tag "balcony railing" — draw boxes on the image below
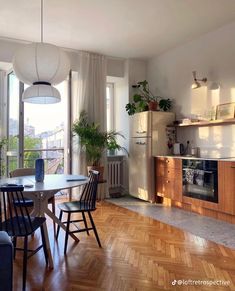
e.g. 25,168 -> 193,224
7,148 -> 65,174
24,148 -> 64,174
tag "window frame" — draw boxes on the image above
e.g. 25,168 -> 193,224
6,71 -> 72,175
106,82 -> 115,131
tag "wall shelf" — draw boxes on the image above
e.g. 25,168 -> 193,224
168,118 -> 235,128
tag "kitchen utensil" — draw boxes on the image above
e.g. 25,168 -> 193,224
173,143 -> 184,155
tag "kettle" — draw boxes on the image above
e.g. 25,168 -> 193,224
173,143 -> 184,155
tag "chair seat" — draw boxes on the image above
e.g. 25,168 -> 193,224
13,196 -> 54,208
58,201 -> 96,213
13,198 -> 34,207
2,216 -> 46,237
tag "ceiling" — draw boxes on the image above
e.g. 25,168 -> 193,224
0,0 -> 235,59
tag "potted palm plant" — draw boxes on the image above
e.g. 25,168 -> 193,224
72,111 -> 126,180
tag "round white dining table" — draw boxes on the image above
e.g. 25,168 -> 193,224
0,174 -> 88,268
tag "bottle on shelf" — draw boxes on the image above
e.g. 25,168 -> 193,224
184,140 -> 191,156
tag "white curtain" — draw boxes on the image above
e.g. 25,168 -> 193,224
71,51 -> 107,180
0,70 -> 6,138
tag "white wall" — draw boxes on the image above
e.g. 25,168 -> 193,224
107,59 -> 147,150
147,21 -> 235,158
107,59 -> 147,192
0,38 -> 125,77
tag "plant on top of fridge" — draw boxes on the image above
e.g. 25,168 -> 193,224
125,80 -> 172,115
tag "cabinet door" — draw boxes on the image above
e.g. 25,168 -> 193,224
172,169 -> 182,202
130,111 -> 151,138
219,161 -> 235,214
155,176 -> 174,199
155,157 -> 182,201
156,176 -> 165,197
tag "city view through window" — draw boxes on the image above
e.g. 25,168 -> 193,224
7,73 -> 68,175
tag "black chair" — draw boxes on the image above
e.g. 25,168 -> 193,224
0,186 -> 48,291
10,168 -> 56,235
56,170 -> 101,254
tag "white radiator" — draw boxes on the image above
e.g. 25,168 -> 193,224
107,161 -> 121,188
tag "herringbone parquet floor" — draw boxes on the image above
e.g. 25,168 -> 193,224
13,201 -> 235,290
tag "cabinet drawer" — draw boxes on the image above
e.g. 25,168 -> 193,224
230,162 -> 235,169
156,165 -> 180,178
156,157 -> 182,169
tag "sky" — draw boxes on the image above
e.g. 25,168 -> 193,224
10,76 -> 67,134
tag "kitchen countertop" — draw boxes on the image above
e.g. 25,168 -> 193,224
155,155 -> 235,161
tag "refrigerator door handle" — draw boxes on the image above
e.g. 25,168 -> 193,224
135,141 -> 147,145
136,130 -> 147,134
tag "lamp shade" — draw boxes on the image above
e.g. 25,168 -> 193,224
22,84 -> 61,104
13,42 -> 70,85
191,81 -> 201,89
209,82 -> 220,90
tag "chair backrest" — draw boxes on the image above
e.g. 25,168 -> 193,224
0,186 -> 34,236
9,168 -> 35,178
80,170 -> 100,210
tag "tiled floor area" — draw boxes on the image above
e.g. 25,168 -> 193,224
107,195 -> 235,249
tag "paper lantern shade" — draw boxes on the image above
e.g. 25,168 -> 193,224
22,84 -> 61,104
13,42 -> 70,85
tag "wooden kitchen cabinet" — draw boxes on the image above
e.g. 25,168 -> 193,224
218,161 -> 235,214
155,157 -> 182,202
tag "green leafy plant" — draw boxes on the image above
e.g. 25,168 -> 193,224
72,111 -> 127,166
107,134 -> 129,156
0,137 -> 7,148
158,98 -> 172,111
125,80 -> 159,115
0,137 -> 8,177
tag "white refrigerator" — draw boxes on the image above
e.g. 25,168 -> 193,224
129,111 -> 175,202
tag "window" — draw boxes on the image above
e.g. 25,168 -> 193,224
6,72 -> 70,175
7,72 -> 20,171
106,83 -> 114,131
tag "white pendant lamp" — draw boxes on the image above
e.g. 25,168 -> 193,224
22,84 -> 61,104
12,0 -> 70,104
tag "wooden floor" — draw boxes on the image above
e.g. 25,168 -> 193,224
13,200 -> 235,291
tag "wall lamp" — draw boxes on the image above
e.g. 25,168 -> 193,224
191,71 -> 207,89
191,71 -> 220,90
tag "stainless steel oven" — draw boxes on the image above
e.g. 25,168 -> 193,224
182,159 -> 218,203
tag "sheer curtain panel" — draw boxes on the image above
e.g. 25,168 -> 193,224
0,70 -> 7,138
71,52 -> 107,182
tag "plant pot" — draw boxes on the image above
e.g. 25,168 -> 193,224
87,165 -> 104,181
108,149 -> 116,156
148,101 -> 158,111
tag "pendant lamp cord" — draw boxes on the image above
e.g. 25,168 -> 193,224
41,0 -> 43,43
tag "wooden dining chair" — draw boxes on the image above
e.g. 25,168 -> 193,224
56,170 -> 101,254
10,168 -> 56,234
0,185 -> 48,291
